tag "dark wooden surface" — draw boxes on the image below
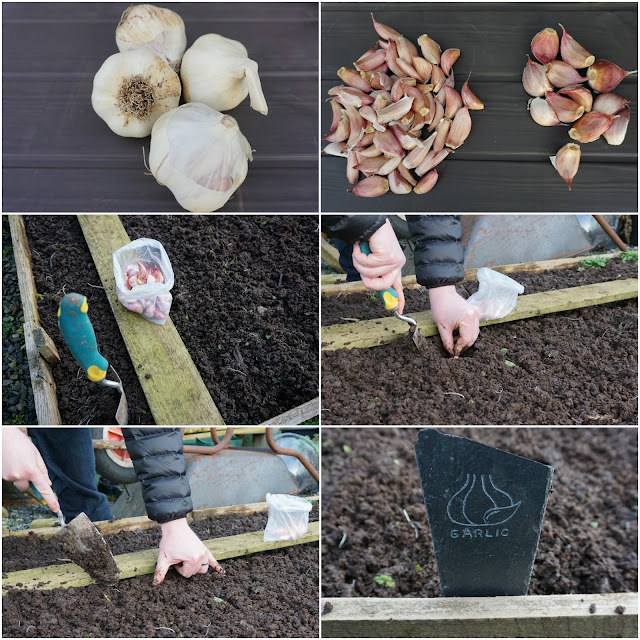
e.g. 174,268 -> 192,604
3,2 -> 318,212
321,2 -> 638,212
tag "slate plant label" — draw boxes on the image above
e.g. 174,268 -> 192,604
415,429 -> 553,597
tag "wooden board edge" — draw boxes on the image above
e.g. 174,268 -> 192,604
259,398 -> 320,425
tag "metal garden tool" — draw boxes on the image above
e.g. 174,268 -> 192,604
359,241 -> 429,354
26,482 -> 120,584
58,293 -> 128,425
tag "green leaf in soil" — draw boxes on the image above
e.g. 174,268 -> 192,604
504,360 -> 517,367
342,444 -> 352,453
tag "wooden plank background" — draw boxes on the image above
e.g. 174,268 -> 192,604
2,2 -> 318,212
321,2 -> 638,212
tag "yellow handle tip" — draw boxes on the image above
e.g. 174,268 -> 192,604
382,291 -> 399,311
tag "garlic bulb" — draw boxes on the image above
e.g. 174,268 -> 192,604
149,103 -> 253,212
116,4 -> 187,72
92,48 -> 181,137
181,34 -> 268,115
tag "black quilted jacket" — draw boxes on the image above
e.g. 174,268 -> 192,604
322,215 -> 463,288
122,428 -> 192,523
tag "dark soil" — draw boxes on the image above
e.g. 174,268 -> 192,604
3,508 -> 319,638
321,427 -> 638,598
321,260 -> 638,425
19,215 -> 318,425
321,256 -> 638,325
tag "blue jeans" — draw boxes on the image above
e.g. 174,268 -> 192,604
334,240 -> 360,282
27,428 -> 113,522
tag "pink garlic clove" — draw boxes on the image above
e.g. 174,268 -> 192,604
529,97 -> 562,126
427,100 -> 445,132
370,14 -> 402,41
322,142 -> 348,157
461,80 -> 484,110
143,303 -> 156,319
397,162 -> 417,186
356,143 -> 383,158
151,268 -> 164,283
550,142 -> 581,190
592,92 -> 629,115
412,57 -> 432,83
558,85 -> 593,112
396,36 -> 419,63
354,155 -> 388,176
347,150 -> 359,184
415,148 -> 451,176
443,86 -> 463,119
328,99 -> 343,132
559,24 -> 595,69
440,49 -> 460,76
523,55 -> 553,97
347,175 -> 390,197
433,117 -> 451,152
545,91 -> 585,123
370,71 -> 393,91
388,169 -> 413,194
417,34 -> 441,65
587,60 -> 633,93
414,169 -> 439,194
323,116 -> 350,142
446,106 -> 472,149
373,128 -> 405,157
531,27 -> 559,65
603,106 -> 630,145
136,262 -> 148,278
385,41 -> 405,77
395,58 -> 422,82
545,60 -> 587,88
354,48 -> 388,72
431,65 -> 446,93
568,111 -> 614,143
338,67 -> 373,93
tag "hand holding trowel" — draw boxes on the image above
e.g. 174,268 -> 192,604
25,482 -> 120,585
358,241 -> 429,354
58,293 -> 128,425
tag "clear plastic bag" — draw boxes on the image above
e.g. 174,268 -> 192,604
112,238 -> 175,325
467,268 -> 525,321
263,493 -> 312,542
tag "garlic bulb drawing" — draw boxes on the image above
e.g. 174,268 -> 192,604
115,4 -> 187,72
92,48 -> 181,137
149,102 -> 253,212
181,34 -> 268,115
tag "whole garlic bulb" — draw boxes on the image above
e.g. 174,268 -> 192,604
149,103 -> 253,212
116,4 -> 187,72
92,48 -> 181,137
181,34 -> 268,115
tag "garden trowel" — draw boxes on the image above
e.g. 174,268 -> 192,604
58,293 -> 128,425
27,483 -> 120,584
358,241 -> 429,355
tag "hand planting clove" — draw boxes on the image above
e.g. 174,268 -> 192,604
524,25 -> 635,190
322,14 -> 483,197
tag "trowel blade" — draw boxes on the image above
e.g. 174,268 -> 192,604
409,325 -> 430,355
56,512 -> 119,584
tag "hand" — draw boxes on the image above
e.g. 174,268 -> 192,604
2,427 -> 60,513
429,286 -> 481,356
352,219 -> 406,313
153,518 -> 225,586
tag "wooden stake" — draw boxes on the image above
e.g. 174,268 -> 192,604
8,215 -> 61,425
321,238 -> 344,273
322,279 -> 638,351
77,215 -> 224,425
321,252 -> 622,296
33,326 -> 61,364
259,398 -> 319,425
321,594 -> 638,638
3,522 -> 319,592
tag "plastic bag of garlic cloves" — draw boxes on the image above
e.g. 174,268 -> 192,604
112,238 -> 174,325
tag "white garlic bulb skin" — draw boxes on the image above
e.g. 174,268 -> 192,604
181,34 -> 268,115
116,4 -> 187,72
92,48 -> 181,138
149,103 -> 253,213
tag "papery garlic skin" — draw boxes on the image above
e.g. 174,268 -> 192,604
116,4 -> 187,72
181,34 -> 268,115
149,103 -> 253,212
92,48 -> 181,137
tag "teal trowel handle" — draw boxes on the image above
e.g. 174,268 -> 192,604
359,241 -> 399,311
58,293 -> 108,382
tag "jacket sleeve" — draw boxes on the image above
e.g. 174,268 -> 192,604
408,215 -> 464,288
321,215 -> 387,242
121,428 -> 193,523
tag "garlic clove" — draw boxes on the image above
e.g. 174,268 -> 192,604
603,106 -> 630,145
372,90 -> 391,111
529,97 -> 562,126
558,85 -> 593,112
370,71 -> 393,91
435,85 -> 447,107
323,115 -> 350,142
433,117 -> 451,152
414,169 -> 439,194
360,105 -> 386,131
402,131 -> 435,168
531,27 -> 559,65
149,103 -> 253,213
415,148 -> 451,176
373,128 -> 405,157
391,124 -> 423,150
357,144 -> 384,158
418,34 -> 441,65
388,169 -> 413,194
550,142 -> 580,190
92,48 -> 181,138
522,55 -> 552,97
354,156 -> 388,175
568,111 -> 614,143
587,59 -> 634,93
427,100 -> 445,132
377,156 -> 403,176
431,65 -> 446,93
328,99 -> 344,132
592,92 -> 629,115
354,47 -> 388,72
444,71 -> 455,89
461,80 -> 484,110
440,49 -> 460,76
403,86 -> 429,116
355,132 -> 376,148
545,60 -> 587,88
345,106 -> 366,150
338,67 -> 373,93
181,34 -> 268,115
443,86 -> 463,119
322,142 -> 348,157
116,4 -> 187,72
347,175 -> 390,197
395,58 -> 423,82
347,151 -> 360,184
376,95 -> 414,123
446,106 -> 472,149
559,24 -> 595,69
328,86 -> 375,108
545,91 -> 585,123
370,14 -> 402,41
412,57 -> 433,83
391,78 -> 406,102
397,162 -> 418,186
385,41 -> 405,77
396,36 -> 419,63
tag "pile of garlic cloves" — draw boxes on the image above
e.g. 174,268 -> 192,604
524,25 -> 634,190
322,14 -> 483,198
117,261 -> 172,322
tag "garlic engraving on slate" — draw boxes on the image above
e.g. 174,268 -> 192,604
181,34 -> 268,115
116,4 -> 187,72
149,103 -> 253,213
92,47 -> 181,137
